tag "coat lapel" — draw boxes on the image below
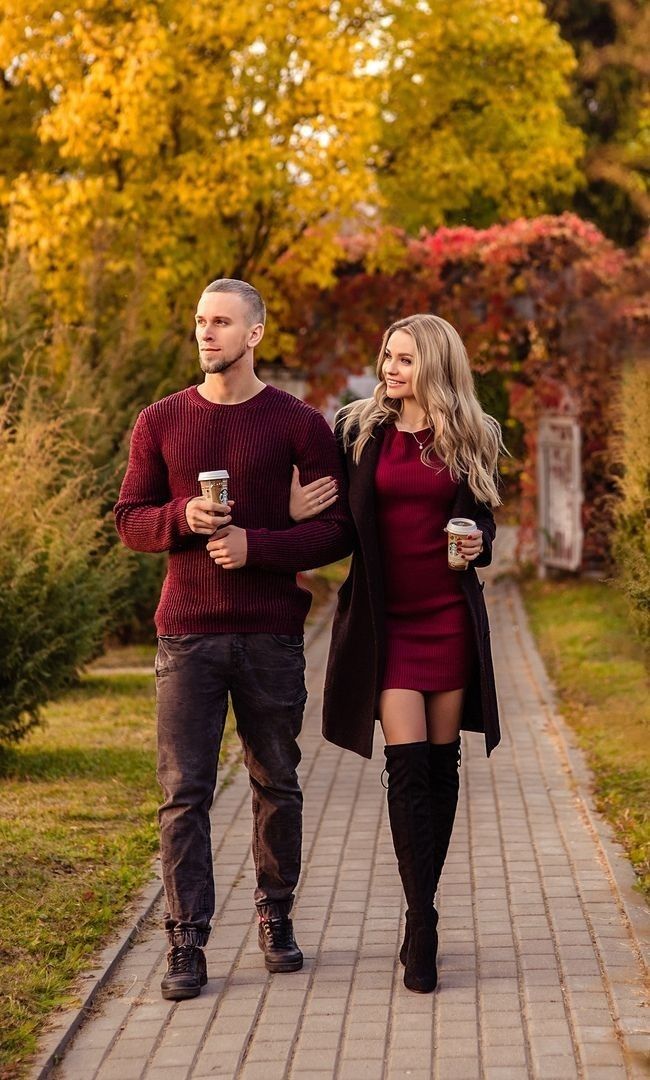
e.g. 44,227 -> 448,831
346,424 -> 386,627
347,425 -> 384,528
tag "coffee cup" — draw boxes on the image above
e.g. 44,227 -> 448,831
198,470 -> 229,506
444,517 -> 477,571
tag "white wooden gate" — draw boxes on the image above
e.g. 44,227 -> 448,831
537,415 -> 583,572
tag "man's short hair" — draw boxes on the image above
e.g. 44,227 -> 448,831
203,278 -> 266,326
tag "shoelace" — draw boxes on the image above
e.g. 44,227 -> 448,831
261,918 -> 293,949
167,944 -> 198,974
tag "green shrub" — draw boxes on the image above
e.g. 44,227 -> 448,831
612,357 -> 650,649
111,550 -> 166,644
0,376 -> 132,744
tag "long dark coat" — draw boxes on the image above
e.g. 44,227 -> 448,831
322,423 -> 500,759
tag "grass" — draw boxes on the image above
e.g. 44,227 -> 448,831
310,557 -> 351,588
0,670 -> 237,1077
88,642 -> 157,669
299,559 -> 350,618
521,577 -> 650,899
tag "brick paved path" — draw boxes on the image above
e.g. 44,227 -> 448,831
49,578 -> 648,1080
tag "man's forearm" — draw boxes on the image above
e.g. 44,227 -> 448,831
246,518 -> 354,574
114,497 -> 193,553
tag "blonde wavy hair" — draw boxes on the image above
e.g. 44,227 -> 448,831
339,314 -> 505,507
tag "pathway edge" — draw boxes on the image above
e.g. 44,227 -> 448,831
509,583 -> 650,966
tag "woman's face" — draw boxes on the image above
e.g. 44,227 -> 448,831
382,329 -> 416,401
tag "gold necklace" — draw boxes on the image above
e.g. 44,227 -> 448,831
407,428 -> 433,451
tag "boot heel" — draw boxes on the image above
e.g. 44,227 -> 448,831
404,915 -> 438,993
399,911 -> 410,966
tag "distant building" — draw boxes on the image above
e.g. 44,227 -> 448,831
322,368 -> 377,424
257,362 -> 377,425
256,362 -> 310,401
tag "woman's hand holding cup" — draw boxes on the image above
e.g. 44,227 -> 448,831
457,530 -> 484,562
445,517 -> 483,569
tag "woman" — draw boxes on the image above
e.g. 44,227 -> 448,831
292,313 -> 504,994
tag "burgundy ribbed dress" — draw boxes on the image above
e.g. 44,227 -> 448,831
375,426 -> 475,692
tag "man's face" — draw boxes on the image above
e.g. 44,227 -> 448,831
195,291 -> 262,375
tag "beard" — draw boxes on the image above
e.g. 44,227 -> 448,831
199,338 -> 248,375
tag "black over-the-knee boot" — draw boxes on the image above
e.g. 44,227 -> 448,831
384,741 -> 438,993
430,737 -> 461,888
399,737 -> 461,966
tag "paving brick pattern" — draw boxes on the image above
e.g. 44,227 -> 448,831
49,578 -> 648,1080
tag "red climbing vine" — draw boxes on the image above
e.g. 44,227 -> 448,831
285,214 -> 648,567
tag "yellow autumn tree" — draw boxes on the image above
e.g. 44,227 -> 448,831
0,0 -> 584,368
0,0 -> 381,359
377,0 -> 584,230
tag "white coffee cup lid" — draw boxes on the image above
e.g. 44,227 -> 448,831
444,517 -> 476,535
198,470 -> 229,481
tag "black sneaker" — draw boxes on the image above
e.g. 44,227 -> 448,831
258,915 -> 303,973
161,943 -> 208,1000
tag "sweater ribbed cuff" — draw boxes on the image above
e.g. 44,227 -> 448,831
245,530 -> 280,570
173,497 -> 195,540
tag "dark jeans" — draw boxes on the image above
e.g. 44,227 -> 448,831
155,632 -> 307,945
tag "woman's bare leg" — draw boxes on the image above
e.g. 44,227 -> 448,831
380,689 -> 427,745
425,688 -> 464,744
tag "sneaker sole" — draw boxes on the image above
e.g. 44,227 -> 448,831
161,985 -> 201,1000
161,974 -> 208,1001
263,955 -> 304,973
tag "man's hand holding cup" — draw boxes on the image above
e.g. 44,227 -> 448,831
185,496 -> 233,535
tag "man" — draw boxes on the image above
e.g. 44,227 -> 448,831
115,279 -> 350,1000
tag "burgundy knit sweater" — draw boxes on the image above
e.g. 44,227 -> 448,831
114,384 -> 352,635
